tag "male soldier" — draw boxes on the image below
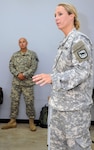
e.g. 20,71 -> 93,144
1,37 -> 38,131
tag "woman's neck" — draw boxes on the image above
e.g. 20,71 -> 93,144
62,25 -> 74,36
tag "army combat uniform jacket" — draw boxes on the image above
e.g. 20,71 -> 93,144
9,49 -> 38,86
49,28 -> 93,111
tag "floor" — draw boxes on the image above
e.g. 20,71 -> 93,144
0,123 -> 94,150
0,123 -> 47,150
90,125 -> 94,150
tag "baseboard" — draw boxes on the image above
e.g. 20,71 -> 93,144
0,119 -> 39,126
91,121 -> 94,125
0,119 -> 94,126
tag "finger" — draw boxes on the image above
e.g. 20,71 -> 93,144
33,78 -> 40,82
32,76 -> 41,82
35,79 -> 44,85
39,80 -> 48,86
32,74 -> 43,78
32,75 -> 39,79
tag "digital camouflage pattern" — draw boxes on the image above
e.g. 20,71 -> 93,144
49,28 -> 93,111
9,49 -> 38,86
48,28 -> 93,150
10,85 -> 35,118
9,49 -> 38,119
50,109 -> 92,150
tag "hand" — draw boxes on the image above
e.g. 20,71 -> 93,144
32,73 -> 52,86
17,73 -> 26,80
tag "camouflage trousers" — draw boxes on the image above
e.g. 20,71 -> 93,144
10,84 -> 35,119
49,109 -> 92,150
47,105 -> 52,150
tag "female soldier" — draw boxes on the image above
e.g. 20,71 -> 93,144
32,3 -> 93,150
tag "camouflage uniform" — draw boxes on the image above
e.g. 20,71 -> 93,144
49,28 -> 93,150
9,49 -> 38,119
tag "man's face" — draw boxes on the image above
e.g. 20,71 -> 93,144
19,38 -> 28,49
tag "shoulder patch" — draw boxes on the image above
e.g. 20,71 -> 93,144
72,40 -> 89,62
78,50 -> 88,59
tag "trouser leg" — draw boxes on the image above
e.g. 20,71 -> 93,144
49,109 -> 67,150
67,137 -> 92,150
22,86 -> 36,131
10,84 -> 21,119
50,109 -> 92,150
47,105 -> 52,150
22,86 -> 35,118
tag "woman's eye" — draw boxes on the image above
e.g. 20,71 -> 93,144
59,13 -> 63,16
54,12 -> 63,17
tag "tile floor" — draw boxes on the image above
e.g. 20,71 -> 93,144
0,123 -> 47,150
0,123 -> 94,150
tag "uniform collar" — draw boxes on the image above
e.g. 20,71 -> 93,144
59,28 -> 76,47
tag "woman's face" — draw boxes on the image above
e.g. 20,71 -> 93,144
55,6 -> 74,32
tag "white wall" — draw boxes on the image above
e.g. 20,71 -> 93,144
0,0 -> 94,120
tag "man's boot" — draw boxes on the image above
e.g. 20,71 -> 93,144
29,118 -> 36,131
1,119 -> 17,129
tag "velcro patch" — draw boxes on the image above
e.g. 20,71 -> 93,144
73,40 -> 89,62
78,49 -> 88,59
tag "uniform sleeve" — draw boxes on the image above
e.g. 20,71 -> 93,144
51,40 -> 92,91
9,55 -> 19,76
23,52 -> 39,78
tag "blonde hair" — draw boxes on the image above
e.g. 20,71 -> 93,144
58,3 -> 80,30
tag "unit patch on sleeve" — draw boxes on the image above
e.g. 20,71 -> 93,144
78,49 -> 88,59
72,40 -> 89,62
